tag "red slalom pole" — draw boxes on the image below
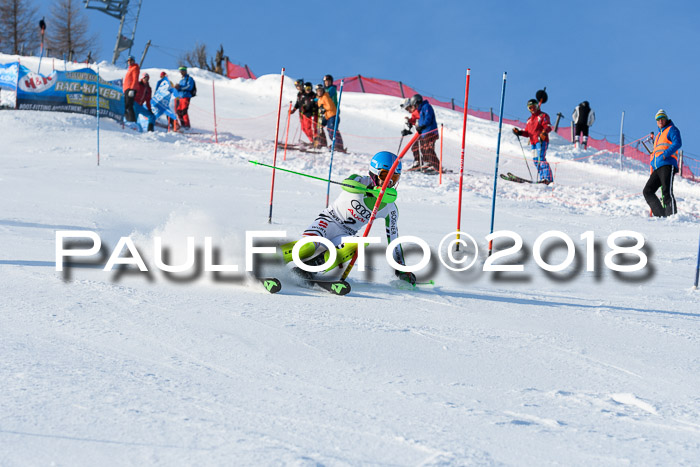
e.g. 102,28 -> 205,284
340,131 -> 421,281
268,67 -> 285,224
439,123 -> 444,185
212,80 -> 219,144
456,69 -> 471,250
283,101 -> 292,161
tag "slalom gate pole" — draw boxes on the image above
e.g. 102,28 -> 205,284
340,131 -> 421,281
488,72 -> 508,256
326,80 -> 344,208
694,231 -> 700,289
283,101 -> 292,161
250,160 -> 379,193
212,80 -> 218,143
96,66 -> 100,166
516,134 -> 534,181
267,67 -> 285,224
439,123 -> 444,185
456,69 -> 471,251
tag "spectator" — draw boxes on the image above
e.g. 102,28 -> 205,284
400,99 -> 422,168
291,80 -> 326,146
135,73 -> 154,132
512,98 -> 554,184
409,94 -> 440,172
316,83 -> 345,152
173,66 -> 195,129
572,101 -> 595,149
291,78 -> 305,126
122,55 -> 139,123
323,74 -> 337,106
643,109 -> 681,217
157,71 -> 178,131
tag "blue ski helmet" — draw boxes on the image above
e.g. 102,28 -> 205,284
369,151 -> 401,187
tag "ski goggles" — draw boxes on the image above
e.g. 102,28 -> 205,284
376,169 -> 400,187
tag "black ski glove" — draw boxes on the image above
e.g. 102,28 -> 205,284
401,129 -> 412,136
395,270 -> 417,285
415,125 -> 423,134
512,128 -> 521,136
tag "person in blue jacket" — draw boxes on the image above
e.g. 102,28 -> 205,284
408,94 -> 440,172
173,66 -> 195,129
643,109 -> 681,217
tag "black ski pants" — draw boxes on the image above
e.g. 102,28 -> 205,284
643,164 -> 677,217
124,89 -> 136,123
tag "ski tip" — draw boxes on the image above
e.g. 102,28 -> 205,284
259,277 -> 282,293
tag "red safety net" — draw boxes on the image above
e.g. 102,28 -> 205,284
226,61 -> 256,79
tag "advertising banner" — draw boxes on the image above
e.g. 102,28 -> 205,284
16,65 -> 124,121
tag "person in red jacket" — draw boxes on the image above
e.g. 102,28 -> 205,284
512,98 -> 554,184
122,56 -> 140,122
135,73 -> 154,132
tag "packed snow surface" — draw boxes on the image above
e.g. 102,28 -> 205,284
1,55 -> 699,465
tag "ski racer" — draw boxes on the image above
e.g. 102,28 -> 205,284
512,98 -> 554,184
281,151 -> 416,285
643,109 -> 681,217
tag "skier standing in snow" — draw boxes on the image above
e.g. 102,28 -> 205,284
405,94 -> 440,173
281,151 -> 416,285
643,109 -> 681,217
173,66 -> 195,130
122,56 -> 140,123
572,101 -> 595,149
512,99 -> 554,184
316,84 -> 345,152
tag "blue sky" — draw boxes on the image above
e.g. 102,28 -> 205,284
34,0 -> 700,156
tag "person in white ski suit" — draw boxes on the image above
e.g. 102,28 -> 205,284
283,151 -> 416,284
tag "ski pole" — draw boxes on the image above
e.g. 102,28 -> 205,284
250,160 -> 379,194
340,131 -> 422,281
516,134 -> 535,181
397,134 -> 405,154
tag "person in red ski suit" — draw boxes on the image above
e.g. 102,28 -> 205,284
512,99 -> 554,183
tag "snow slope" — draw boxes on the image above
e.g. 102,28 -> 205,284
1,55 -> 699,466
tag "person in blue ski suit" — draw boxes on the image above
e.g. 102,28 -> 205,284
173,66 -> 195,129
407,94 -> 440,171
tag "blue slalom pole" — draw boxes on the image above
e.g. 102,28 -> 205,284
694,230 -> 700,289
325,79 -> 344,207
96,66 -> 101,166
488,72 -> 507,256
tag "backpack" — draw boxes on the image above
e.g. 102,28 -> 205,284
190,79 -> 197,97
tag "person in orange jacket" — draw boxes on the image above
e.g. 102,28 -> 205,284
316,84 -> 345,152
512,98 -> 554,184
122,56 -> 140,122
